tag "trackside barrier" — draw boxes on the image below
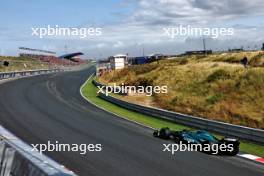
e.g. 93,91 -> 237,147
0,69 -> 76,175
92,79 -> 264,145
0,126 -> 76,176
0,69 -> 63,80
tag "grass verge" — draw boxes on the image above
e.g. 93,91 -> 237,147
0,56 -> 49,72
81,76 -> 264,157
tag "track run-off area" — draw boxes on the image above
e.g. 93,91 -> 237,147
0,66 -> 263,176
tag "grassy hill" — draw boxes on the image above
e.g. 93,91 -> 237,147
0,56 -> 49,72
99,51 -> 264,129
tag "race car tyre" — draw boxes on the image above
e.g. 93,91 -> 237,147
159,128 -> 172,139
174,136 -> 180,143
153,130 -> 159,137
228,147 -> 239,156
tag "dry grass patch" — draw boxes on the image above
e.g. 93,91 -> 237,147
99,52 -> 264,129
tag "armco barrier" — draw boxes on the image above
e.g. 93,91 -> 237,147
0,125 -> 76,176
93,79 -> 264,144
0,69 -> 76,175
0,69 -> 62,80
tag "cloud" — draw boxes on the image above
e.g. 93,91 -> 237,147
2,0 -> 264,58
129,0 -> 264,25
192,0 -> 264,16
82,0 -> 264,57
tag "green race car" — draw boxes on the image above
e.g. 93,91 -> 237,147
153,127 -> 240,155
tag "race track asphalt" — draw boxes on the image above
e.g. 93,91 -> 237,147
0,66 -> 263,176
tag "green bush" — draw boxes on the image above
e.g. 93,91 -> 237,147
206,93 -> 223,104
206,69 -> 231,82
125,77 -> 153,87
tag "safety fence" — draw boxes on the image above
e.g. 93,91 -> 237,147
0,69 -> 62,80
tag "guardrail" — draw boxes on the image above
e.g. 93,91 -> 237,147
0,69 -> 62,80
0,125 -> 76,176
0,68 -> 76,175
93,79 -> 264,144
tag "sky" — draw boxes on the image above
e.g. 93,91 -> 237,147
0,0 -> 264,59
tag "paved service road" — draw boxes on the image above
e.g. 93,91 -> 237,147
0,66 -> 263,176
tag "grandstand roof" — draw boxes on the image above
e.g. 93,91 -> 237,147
59,52 -> 84,59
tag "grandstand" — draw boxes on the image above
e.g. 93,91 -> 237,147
19,47 -> 85,66
59,52 -> 85,63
